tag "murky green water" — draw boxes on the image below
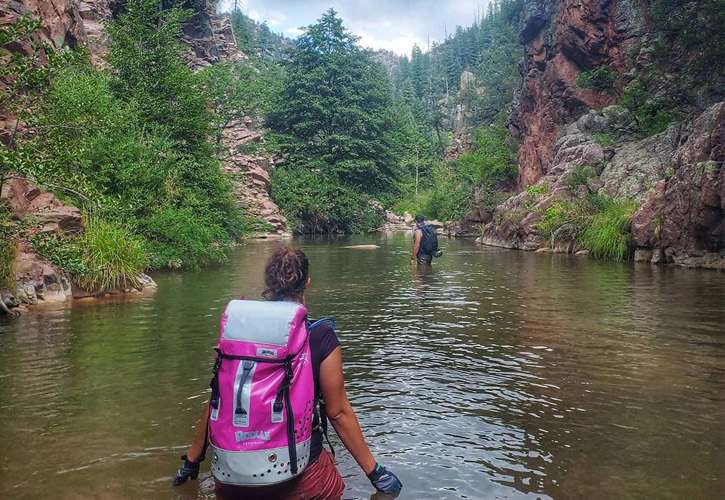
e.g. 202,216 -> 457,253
1,233 -> 723,500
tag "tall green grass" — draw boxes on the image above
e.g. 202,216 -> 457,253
537,194 -> 637,261
78,216 -> 147,291
582,198 -> 638,260
33,215 -> 147,291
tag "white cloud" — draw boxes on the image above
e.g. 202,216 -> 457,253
218,0 -> 494,57
286,27 -> 304,37
357,33 -> 425,57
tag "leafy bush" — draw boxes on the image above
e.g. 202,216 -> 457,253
621,81 -> 679,137
271,166 -> 382,233
141,208 -> 229,270
392,189 -> 434,218
593,134 -> 615,147
423,126 -> 517,221
31,232 -> 88,278
6,0 -> 250,274
0,207 -> 16,292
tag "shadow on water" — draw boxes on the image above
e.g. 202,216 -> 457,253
0,233 -> 723,499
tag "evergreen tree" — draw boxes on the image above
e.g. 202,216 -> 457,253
269,9 -> 403,232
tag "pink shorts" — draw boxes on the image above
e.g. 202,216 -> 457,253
214,449 -> 345,500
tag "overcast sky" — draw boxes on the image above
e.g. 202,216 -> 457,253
218,1 -> 494,57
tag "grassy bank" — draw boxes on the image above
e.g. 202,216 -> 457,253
538,194 -> 638,261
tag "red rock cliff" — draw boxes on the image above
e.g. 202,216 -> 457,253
511,0 -> 646,187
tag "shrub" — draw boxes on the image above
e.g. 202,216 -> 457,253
524,184 -> 550,198
593,134 -> 615,147
621,82 -> 679,136
0,207 -> 16,292
141,208 -> 229,270
271,166 -> 383,234
31,231 -> 88,278
392,189 -> 434,218
425,125 -> 517,222
8,1 -> 248,271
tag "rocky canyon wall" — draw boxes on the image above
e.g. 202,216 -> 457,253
510,0 -> 646,187
478,0 -> 723,268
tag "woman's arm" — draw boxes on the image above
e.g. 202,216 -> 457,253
186,400 -> 210,462
173,400 -> 210,486
319,346 -> 377,475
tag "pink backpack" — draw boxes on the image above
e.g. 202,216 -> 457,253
208,300 -> 329,486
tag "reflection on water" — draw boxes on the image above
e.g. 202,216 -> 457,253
0,234 -> 723,500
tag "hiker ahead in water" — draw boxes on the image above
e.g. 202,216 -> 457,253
172,246 -> 403,499
410,214 -> 441,266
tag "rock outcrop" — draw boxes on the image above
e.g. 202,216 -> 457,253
221,119 -> 287,234
474,0 -> 724,268
510,0 -> 645,187
480,103 -> 724,268
1,178 -> 157,307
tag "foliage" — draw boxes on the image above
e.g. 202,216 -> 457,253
621,81 -> 679,136
271,166 -> 382,233
222,10 -> 289,65
648,0 -> 725,78
420,126 -> 516,221
141,208 -> 229,270
268,9 -> 403,232
392,190 -> 435,219
7,0 -> 247,274
562,165 -> 597,190
105,0 -> 211,152
0,207 -> 16,292
537,194 -> 637,261
575,65 -> 619,94
524,184 -> 550,198
200,60 -> 282,145
592,134 -> 615,147
31,231 -> 88,278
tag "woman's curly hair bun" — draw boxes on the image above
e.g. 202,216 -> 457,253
263,246 -> 310,300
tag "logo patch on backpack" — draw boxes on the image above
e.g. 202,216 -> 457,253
256,347 -> 277,358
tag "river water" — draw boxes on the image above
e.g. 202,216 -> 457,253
0,233 -> 723,500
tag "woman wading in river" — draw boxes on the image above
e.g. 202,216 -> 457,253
172,246 -> 402,499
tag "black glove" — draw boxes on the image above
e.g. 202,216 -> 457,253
172,454 -> 202,486
367,463 -> 403,494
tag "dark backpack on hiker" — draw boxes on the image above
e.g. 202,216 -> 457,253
419,225 -> 441,256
